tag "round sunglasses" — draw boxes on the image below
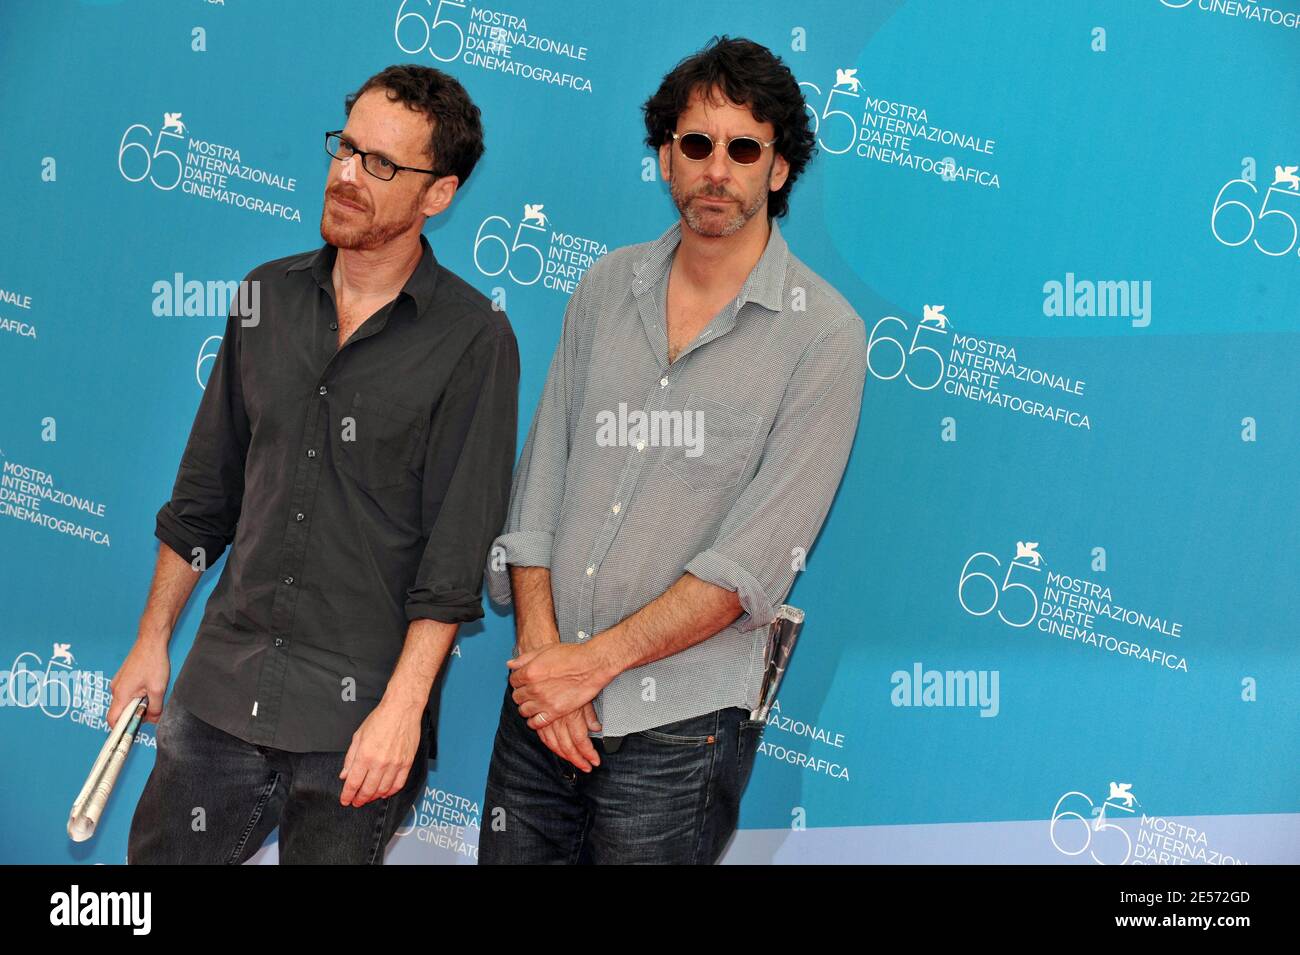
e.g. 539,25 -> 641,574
671,131 -> 776,166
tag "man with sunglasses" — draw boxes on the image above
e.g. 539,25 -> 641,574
112,65 -> 519,863
481,37 -> 867,864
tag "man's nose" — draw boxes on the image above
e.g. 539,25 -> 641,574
703,141 -> 731,183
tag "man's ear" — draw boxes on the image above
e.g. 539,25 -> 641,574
422,175 -> 460,218
658,140 -> 672,183
768,152 -> 789,194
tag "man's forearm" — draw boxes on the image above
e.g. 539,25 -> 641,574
589,572 -> 743,681
138,545 -> 204,647
510,565 -> 561,651
383,618 -> 458,713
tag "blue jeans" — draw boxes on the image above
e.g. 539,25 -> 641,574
127,698 -> 429,864
479,682 -> 765,864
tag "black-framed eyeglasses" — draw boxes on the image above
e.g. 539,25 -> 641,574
671,130 -> 776,166
324,130 -> 441,182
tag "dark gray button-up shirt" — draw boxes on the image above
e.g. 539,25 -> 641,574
158,233 -> 519,752
486,218 -> 866,737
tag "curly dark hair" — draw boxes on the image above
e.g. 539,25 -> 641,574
642,36 -> 816,220
344,64 -> 485,186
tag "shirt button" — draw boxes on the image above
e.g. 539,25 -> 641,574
329,322 -> 338,330
611,502 -> 620,514
586,565 -> 594,576
577,630 -> 588,641
636,441 -> 645,452
318,385 -> 328,396
307,449 -> 316,458
295,512 -> 305,522
660,377 -> 668,388
282,576 -> 294,585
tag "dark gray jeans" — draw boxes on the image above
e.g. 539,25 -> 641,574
480,682 -> 765,864
127,698 -> 428,864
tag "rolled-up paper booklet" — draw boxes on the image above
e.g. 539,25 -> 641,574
750,605 -> 804,722
67,695 -> 148,843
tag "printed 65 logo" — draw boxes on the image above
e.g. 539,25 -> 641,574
1050,783 -> 1142,865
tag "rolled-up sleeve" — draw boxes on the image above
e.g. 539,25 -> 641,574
484,275 -> 588,606
154,294 -> 252,568
684,314 -> 867,631
405,324 -> 521,623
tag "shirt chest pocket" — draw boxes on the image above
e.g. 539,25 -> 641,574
335,392 -> 424,490
663,393 -> 762,494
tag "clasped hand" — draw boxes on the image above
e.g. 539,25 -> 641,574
508,641 -> 613,773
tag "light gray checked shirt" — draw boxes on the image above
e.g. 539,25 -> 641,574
486,217 -> 867,737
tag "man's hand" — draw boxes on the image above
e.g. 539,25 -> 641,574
514,628 -> 605,770
504,565 -> 606,768
110,545 -> 204,727
339,699 -> 423,808
507,641 -> 614,732
540,703 -> 604,771
107,637 -> 170,726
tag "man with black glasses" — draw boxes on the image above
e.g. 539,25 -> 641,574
111,65 -> 519,864
481,37 -> 867,864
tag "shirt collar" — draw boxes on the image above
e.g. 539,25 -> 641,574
285,231 -> 440,319
631,216 -> 788,313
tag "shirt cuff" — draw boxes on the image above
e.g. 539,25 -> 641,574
684,548 -> 775,633
485,530 -> 554,605
154,505 -> 226,568
405,592 -> 485,625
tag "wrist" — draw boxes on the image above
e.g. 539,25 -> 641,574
515,625 -> 560,654
135,619 -> 172,649
381,676 -> 432,715
585,629 -> 628,684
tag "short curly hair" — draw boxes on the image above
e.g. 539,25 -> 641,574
642,36 -> 816,220
344,64 -> 485,186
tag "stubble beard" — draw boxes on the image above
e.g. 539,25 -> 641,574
320,187 -> 423,251
670,169 -> 767,238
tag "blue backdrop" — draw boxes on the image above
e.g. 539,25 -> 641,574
2,0 -> 1297,864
